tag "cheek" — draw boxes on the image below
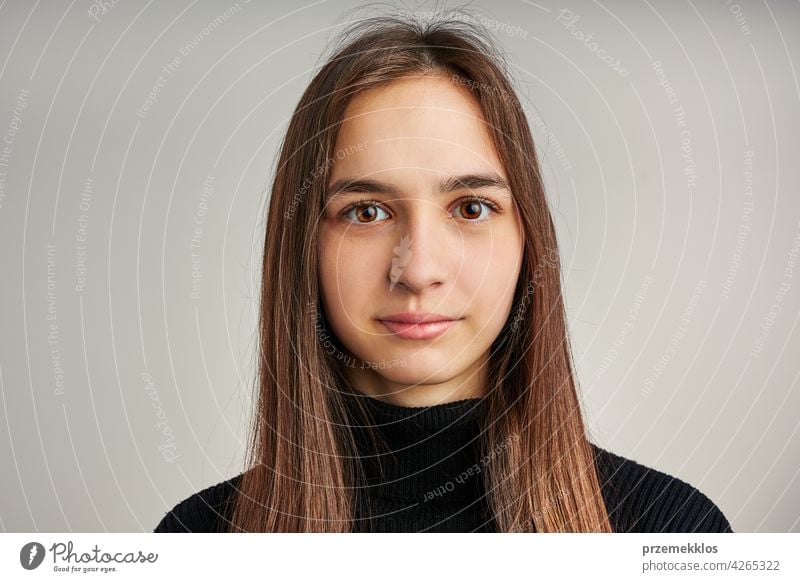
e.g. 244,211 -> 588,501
461,237 -> 522,322
318,231 -> 386,320
318,231 -> 345,322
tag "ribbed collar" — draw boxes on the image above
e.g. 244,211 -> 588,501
343,393 -> 488,504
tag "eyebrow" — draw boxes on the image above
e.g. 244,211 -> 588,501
325,172 -> 511,202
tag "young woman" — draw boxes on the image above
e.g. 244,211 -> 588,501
154,15 -> 732,533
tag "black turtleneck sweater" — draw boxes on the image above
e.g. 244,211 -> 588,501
153,396 -> 733,533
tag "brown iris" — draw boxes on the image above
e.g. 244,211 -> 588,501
460,200 -> 482,220
355,206 -> 379,223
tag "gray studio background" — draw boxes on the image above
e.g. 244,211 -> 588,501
0,0 -> 798,533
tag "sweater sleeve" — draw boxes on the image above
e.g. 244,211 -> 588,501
591,444 -> 734,533
153,475 -> 241,533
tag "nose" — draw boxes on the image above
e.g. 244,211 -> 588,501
388,205 -> 455,293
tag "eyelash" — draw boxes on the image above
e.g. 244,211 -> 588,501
338,195 -> 502,225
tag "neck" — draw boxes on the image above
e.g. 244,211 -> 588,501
342,392 -> 488,504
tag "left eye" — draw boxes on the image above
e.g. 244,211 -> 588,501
455,199 -> 494,221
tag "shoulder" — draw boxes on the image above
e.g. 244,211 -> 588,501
153,473 -> 243,533
590,443 -> 733,533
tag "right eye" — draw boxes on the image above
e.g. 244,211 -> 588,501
341,200 -> 391,224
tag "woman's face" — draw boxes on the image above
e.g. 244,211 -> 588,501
317,74 -> 524,405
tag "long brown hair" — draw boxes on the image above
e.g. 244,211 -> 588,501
228,12 -> 612,532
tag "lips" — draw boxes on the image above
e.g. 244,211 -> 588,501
377,312 -> 462,340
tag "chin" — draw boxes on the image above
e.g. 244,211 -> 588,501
357,349 -> 459,380
368,366 -> 454,386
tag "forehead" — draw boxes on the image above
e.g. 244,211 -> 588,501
330,75 -> 505,178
